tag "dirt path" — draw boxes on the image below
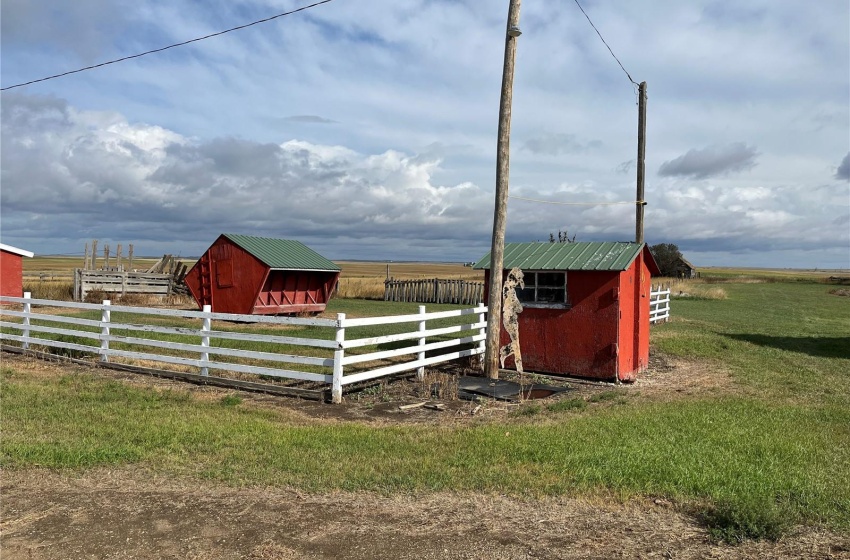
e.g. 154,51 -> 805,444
2,469 -> 848,560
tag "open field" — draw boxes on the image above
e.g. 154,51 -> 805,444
22,257 -> 479,278
2,278 -> 850,557
700,267 -> 849,282
21,257 -> 484,301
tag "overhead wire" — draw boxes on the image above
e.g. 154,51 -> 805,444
1,0 -> 336,91
570,0 -> 638,87
509,195 -> 640,206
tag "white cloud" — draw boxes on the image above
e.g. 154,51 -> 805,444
1,0 -> 848,268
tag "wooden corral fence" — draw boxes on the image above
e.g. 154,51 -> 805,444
649,284 -> 671,324
74,254 -> 189,301
1,294 -> 486,403
384,277 -> 484,305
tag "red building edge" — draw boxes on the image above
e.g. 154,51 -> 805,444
483,246 -> 658,382
0,244 -> 35,299
184,235 -> 340,315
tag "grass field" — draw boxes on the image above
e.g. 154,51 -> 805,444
4,267 -> 850,543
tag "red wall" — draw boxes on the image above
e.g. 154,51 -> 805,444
185,236 -> 337,315
0,250 -> 24,298
487,260 -> 650,381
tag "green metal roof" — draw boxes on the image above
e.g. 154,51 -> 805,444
224,234 -> 340,271
473,242 -> 647,271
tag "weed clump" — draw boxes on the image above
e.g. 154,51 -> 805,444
511,403 -> 542,417
702,497 -> 789,544
220,394 -> 243,406
546,397 -> 587,413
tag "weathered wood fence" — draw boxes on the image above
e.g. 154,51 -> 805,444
384,278 -> 484,305
74,269 -> 176,301
649,284 -> 671,324
1,294 -> 486,403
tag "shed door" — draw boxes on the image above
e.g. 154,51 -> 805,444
216,259 -> 233,288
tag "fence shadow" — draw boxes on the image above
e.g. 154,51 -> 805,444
724,334 -> 850,359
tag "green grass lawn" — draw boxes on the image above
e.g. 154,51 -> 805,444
3,281 -> 849,542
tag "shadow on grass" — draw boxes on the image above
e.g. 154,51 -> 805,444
724,334 -> 850,359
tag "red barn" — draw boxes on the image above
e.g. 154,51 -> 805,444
474,242 -> 660,382
184,234 -> 341,315
0,243 -> 34,298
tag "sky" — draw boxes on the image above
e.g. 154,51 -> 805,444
1,0 -> 848,269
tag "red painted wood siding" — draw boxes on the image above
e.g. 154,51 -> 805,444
185,236 -> 338,315
487,259 -> 650,381
0,250 -> 24,298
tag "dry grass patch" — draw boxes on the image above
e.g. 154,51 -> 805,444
667,279 -> 728,300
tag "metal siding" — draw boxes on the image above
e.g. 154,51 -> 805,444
223,233 -> 341,271
474,242 -> 644,272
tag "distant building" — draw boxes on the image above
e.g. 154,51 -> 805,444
0,243 -> 34,298
475,241 -> 660,382
673,256 -> 698,279
184,234 -> 341,315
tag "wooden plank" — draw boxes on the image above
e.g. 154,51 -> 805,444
341,346 -> 482,385
343,320 -> 486,349
1,333 -> 98,354
0,321 -> 100,341
1,344 -> 327,400
103,333 -> 333,367
341,305 -> 486,328
100,347 -> 330,383
341,333 -> 485,365
0,310 -> 103,328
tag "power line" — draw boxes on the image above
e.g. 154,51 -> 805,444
509,195 -> 638,206
1,0 -> 336,91
570,0 -> 638,87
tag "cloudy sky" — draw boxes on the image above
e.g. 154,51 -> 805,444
1,0 -> 848,268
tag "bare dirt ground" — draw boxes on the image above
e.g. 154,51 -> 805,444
3,469 -> 849,560
3,353 -> 849,559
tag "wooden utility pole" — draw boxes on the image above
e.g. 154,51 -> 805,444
485,0 -> 522,379
635,81 -> 647,244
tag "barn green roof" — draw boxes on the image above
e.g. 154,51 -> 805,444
223,234 -> 340,271
473,242 -> 653,272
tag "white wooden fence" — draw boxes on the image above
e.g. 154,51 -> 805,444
649,285 -> 671,324
0,294 -> 485,403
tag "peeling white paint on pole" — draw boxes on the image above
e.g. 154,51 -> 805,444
499,267 -> 524,373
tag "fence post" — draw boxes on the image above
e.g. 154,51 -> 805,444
22,292 -> 31,350
332,313 -> 345,403
100,299 -> 111,362
200,304 -> 211,376
478,303 -> 487,358
417,305 -> 426,380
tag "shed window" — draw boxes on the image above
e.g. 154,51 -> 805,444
515,271 -> 567,306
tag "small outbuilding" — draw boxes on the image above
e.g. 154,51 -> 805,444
673,255 -> 698,279
474,241 -> 660,382
184,234 -> 341,315
0,243 -> 34,298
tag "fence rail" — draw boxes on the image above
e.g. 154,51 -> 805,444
74,269 -> 178,301
1,294 -> 485,403
384,277 -> 484,305
649,284 -> 671,324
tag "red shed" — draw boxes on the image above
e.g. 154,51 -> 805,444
474,242 -> 660,382
184,234 -> 341,315
0,243 -> 34,298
